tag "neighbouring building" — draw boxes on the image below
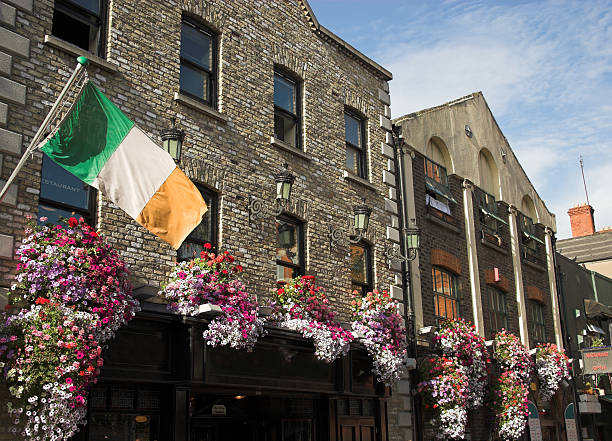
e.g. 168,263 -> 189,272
556,251 -> 612,441
0,1 -> 413,440
557,204 -> 612,279
393,92 -> 564,441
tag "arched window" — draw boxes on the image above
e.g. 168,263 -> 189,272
478,149 -> 499,198
432,266 -> 459,321
521,195 -> 537,222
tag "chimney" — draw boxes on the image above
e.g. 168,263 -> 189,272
568,203 -> 595,237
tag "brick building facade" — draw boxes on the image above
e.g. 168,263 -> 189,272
0,1 -> 412,440
393,92 -> 564,441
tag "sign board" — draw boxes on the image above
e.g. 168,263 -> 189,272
211,404 -> 226,416
581,347 -> 612,374
564,403 -> 578,441
527,401 -> 542,441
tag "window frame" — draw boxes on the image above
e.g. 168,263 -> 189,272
344,108 -> 367,179
350,241 -> 373,296
432,266 -> 460,322
275,214 -> 305,281
180,16 -> 218,108
52,0 -> 106,57
529,300 -> 547,344
273,69 -> 302,150
38,154 -> 96,225
487,287 -> 508,336
177,185 -> 218,262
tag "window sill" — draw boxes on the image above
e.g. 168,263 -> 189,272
426,213 -> 461,233
343,171 -> 377,192
270,137 -> 312,161
44,35 -> 118,72
481,237 -> 508,255
174,92 -> 228,123
522,258 -> 547,273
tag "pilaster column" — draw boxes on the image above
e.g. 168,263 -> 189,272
462,179 -> 484,336
508,204 -> 530,348
545,227 -> 563,349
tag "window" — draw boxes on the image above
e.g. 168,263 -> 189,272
529,301 -> 546,343
345,110 -> 367,178
180,17 -> 217,106
479,191 -> 499,235
350,242 -> 372,296
38,154 -> 95,224
424,157 -> 455,215
276,216 -> 304,282
52,0 -> 104,55
432,267 -> 459,321
487,288 -> 508,335
177,186 -> 217,261
274,71 -> 301,149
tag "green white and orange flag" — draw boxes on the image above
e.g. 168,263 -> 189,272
38,80 -> 207,249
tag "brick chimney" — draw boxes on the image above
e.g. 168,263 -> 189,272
568,203 -> 595,237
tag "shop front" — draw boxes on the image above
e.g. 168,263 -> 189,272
75,304 -> 388,441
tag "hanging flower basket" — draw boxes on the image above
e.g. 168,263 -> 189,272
417,355 -> 468,440
351,290 -> 406,385
2,216 -> 138,441
161,246 -> 265,352
534,343 -> 571,401
434,318 -> 489,408
493,330 -> 532,441
271,275 -> 353,363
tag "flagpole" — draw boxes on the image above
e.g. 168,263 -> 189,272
0,56 -> 89,204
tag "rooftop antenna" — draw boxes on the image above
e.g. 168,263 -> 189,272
580,155 -> 590,206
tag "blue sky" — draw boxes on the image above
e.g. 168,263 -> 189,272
309,0 -> 612,239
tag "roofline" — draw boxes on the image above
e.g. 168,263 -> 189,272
393,91 -> 557,226
300,0 -> 393,81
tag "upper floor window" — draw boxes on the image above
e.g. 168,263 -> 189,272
350,242 -> 372,296
424,157 -> 455,215
276,215 -> 304,282
529,300 -> 546,343
432,266 -> 459,322
180,18 -> 217,107
38,154 -> 95,225
479,191 -> 506,238
274,71 -> 301,149
177,185 -> 218,262
52,0 -> 104,55
345,110 -> 367,178
487,288 -> 508,336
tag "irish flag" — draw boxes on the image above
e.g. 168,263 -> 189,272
39,80 -> 207,249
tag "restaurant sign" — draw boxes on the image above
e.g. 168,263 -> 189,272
582,347 -> 612,374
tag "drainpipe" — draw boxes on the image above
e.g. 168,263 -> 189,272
391,124 -> 422,441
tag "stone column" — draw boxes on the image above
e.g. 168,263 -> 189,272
462,179 -> 484,336
508,204 -> 530,347
545,227 -> 563,349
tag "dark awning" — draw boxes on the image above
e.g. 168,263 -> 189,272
425,178 -> 457,203
585,299 -> 612,320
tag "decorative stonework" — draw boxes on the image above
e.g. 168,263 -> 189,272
431,248 -> 462,275
526,285 -> 545,304
180,0 -> 226,30
484,268 -> 510,292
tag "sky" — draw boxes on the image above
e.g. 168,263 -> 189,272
309,0 -> 612,239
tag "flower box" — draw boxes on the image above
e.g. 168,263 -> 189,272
198,303 -> 223,316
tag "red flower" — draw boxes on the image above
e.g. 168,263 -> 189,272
89,231 -> 98,238
35,297 -> 50,305
204,243 -> 212,250
68,217 -> 78,227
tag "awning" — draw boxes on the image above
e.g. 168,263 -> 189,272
523,230 -> 545,245
425,178 -> 457,203
600,395 -> 612,405
480,207 -> 508,225
587,322 -> 606,334
585,299 -> 612,320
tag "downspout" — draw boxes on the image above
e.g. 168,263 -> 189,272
391,124 -> 422,441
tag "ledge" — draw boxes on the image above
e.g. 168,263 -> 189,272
343,171 -> 378,192
44,35 -> 118,72
426,213 -> 461,234
523,258 -> 547,273
270,136 -> 312,161
481,238 -> 508,255
174,92 -> 228,123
